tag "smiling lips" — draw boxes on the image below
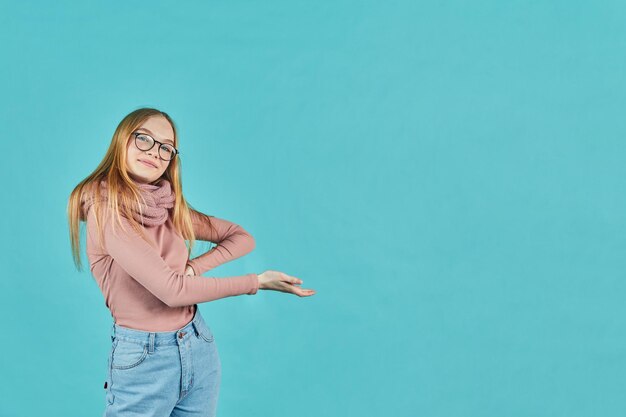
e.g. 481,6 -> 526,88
138,159 -> 158,169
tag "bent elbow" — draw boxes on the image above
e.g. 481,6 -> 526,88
238,228 -> 255,253
247,234 -> 256,253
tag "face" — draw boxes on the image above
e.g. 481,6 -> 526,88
125,115 -> 176,184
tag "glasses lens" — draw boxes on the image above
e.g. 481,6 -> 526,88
135,133 -> 176,160
159,144 -> 176,161
135,134 -> 154,151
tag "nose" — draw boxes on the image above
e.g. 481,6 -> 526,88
144,148 -> 159,161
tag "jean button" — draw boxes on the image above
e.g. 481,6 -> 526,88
178,331 -> 186,338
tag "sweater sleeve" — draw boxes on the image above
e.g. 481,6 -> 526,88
186,209 -> 256,276
89,209 -> 259,308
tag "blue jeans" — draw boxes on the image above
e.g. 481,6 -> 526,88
103,307 -> 222,416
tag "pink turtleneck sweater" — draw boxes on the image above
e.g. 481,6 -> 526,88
86,208 -> 259,331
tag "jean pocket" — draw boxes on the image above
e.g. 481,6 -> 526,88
196,323 -> 215,343
111,338 -> 149,370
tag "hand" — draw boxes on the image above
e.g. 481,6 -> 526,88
257,270 -> 316,297
185,264 -> 196,277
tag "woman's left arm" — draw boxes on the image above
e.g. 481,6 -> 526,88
186,209 -> 256,276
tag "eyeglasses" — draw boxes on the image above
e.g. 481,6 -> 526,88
132,132 -> 180,161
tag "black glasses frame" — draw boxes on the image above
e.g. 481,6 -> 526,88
132,132 -> 180,161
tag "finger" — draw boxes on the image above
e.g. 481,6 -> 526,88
285,275 -> 303,285
278,271 -> 301,285
291,286 -> 316,297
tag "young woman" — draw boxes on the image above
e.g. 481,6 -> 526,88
67,107 -> 315,416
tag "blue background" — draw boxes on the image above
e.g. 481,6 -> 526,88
1,1 -> 625,416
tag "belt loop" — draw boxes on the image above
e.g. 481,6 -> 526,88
148,332 -> 155,354
110,323 -> 115,342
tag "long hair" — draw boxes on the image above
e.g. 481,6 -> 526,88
67,107 -> 216,271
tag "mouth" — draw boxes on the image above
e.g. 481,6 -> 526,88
138,159 -> 158,169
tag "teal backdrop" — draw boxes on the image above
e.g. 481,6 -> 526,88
1,1 -> 625,416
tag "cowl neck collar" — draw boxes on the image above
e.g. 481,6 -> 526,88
82,177 -> 176,227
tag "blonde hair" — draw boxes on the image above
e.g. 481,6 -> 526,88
67,107 -> 216,271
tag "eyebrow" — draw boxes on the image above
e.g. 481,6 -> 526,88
136,128 -> 174,145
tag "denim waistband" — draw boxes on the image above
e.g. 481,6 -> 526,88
110,306 -> 210,346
